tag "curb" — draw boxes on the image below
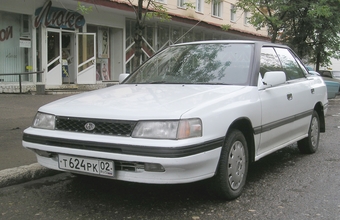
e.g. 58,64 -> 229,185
0,163 -> 61,188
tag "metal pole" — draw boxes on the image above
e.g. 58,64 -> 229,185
19,74 -> 22,94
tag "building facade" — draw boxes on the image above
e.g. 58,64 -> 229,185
0,0 -> 268,93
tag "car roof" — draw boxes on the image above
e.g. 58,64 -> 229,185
173,40 -> 290,49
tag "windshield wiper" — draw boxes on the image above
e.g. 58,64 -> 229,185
194,82 -> 229,85
149,81 -> 167,84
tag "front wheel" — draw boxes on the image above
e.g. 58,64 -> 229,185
211,129 -> 249,200
297,110 -> 320,154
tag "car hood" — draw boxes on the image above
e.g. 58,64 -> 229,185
39,84 -> 248,120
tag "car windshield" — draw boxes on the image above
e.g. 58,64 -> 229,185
332,71 -> 340,78
124,43 -> 254,85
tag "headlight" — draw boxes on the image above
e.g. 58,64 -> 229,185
132,118 -> 202,139
32,112 -> 55,130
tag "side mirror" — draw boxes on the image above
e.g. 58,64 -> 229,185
119,73 -> 130,83
259,71 -> 286,89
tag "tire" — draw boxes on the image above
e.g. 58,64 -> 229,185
211,129 -> 249,200
297,110 -> 320,154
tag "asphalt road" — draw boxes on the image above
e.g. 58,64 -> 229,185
0,94 -> 71,170
0,94 -> 339,219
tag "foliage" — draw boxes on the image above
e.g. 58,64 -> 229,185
76,1 -> 93,14
236,0 -> 340,70
221,24 -> 231,31
236,0 -> 293,43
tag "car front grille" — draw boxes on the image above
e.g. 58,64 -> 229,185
55,116 -> 137,136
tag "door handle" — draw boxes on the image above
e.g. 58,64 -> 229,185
287,93 -> 293,100
311,88 -> 315,94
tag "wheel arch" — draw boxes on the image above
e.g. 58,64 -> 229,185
314,102 -> 325,133
227,118 -> 256,163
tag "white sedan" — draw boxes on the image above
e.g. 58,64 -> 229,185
23,40 -> 328,200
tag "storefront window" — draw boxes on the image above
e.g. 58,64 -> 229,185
125,21 -> 156,73
124,19 -> 237,75
171,26 -> 182,44
47,31 -> 60,71
158,25 -> 170,50
194,31 -> 203,41
77,34 -> 95,72
0,11 -> 32,82
182,28 -> 193,42
88,25 -> 112,81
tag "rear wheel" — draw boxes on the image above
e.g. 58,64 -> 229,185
211,129 -> 248,200
298,110 -> 320,154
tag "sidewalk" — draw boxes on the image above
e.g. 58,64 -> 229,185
0,94 -> 72,187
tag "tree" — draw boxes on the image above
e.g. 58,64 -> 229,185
236,0 -> 293,43
126,0 -> 170,70
283,0 -> 340,70
236,0 -> 340,70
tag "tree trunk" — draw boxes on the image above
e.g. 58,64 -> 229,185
315,52 -> 321,72
133,0 -> 145,71
270,27 -> 278,43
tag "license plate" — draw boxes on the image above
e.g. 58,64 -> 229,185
58,154 -> 114,177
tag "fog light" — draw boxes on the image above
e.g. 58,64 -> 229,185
144,163 -> 165,172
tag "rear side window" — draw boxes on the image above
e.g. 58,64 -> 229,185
260,47 -> 282,78
274,48 -> 306,80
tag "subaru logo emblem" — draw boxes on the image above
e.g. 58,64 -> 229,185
84,122 -> 96,131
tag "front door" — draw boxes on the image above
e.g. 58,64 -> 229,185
46,29 -> 62,85
76,33 -> 96,84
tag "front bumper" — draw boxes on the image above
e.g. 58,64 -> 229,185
22,129 -> 223,184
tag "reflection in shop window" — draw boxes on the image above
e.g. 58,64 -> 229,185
182,29 -> 193,43
158,25 -> 170,50
194,32 -> 203,41
0,12 -> 32,82
47,31 -> 60,72
77,34 -> 95,73
171,27 -> 182,44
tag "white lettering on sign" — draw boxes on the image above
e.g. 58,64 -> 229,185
34,0 -> 85,29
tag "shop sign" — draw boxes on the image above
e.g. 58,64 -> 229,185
20,38 -> 31,48
0,26 -> 13,42
34,1 -> 85,29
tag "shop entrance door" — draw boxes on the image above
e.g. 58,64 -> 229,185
46,29 -> 62,85
76,33 -> 96,84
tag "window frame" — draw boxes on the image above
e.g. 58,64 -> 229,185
230,4 -> 236,22
177,0 -> 186,8
244,11 -> 249,26
211,0 -> 223,18
196,0 -> 203,13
